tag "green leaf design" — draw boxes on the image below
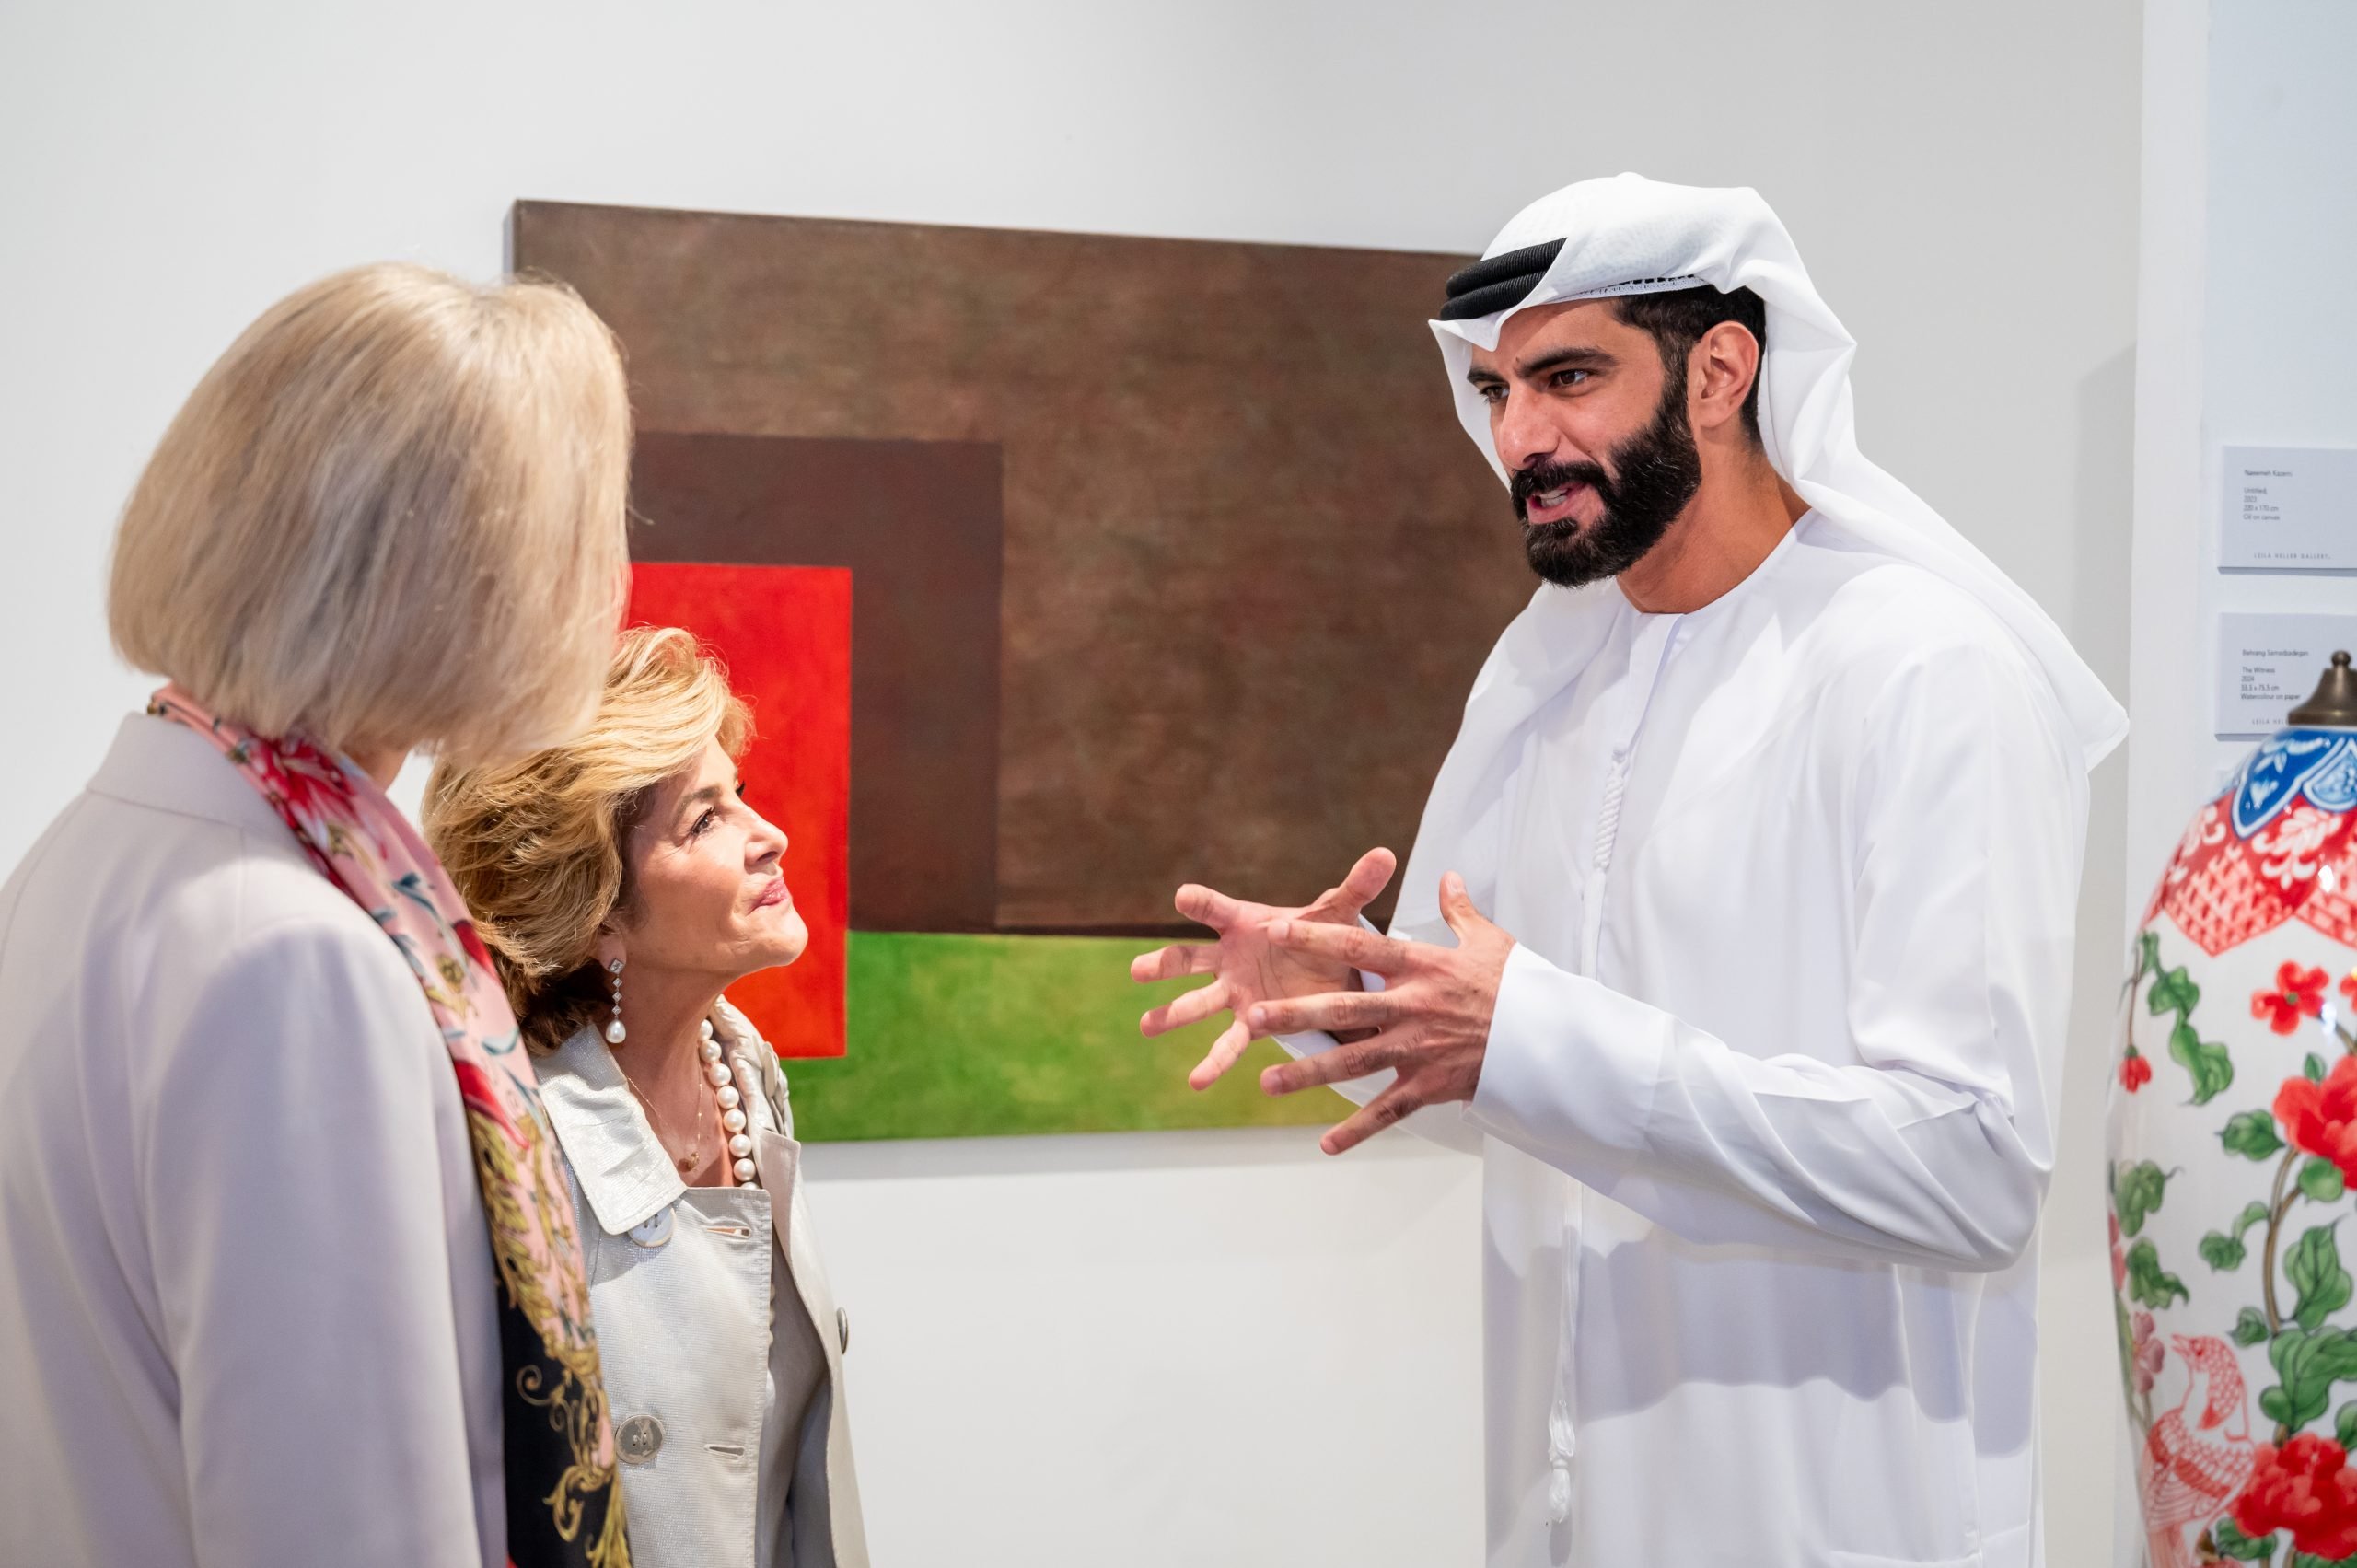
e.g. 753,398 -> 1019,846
2293,1224 -> 2356,1331
2235,1307 -> 2272,1346
2212,1516 -> 2280,1560
2313,1052 -> 2334,1084
2205,1201 -> 2278,1271
2201,1232 -> 2248,1271
2150,964 -> 2202,1016
2116,1161 -> 2172,1237
2169,1019 -> 2235,1104
2223,1110 -> 2287,1160
2338,1400 -> 2357,1450
2286,1552 -> 2355,1568
2125,1238 -> 2191,1310
2211,1516 -> 2279,1561
2139,930 -> 2162,975
2259,1325 -> 2357,1431
2306,1156 -> 2351,1204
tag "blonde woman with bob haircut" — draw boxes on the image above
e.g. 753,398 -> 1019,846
0,262 -> 637,1568
425,626 -> 868,1568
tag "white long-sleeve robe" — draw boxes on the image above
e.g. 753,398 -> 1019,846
1289,514 -> 2087,1566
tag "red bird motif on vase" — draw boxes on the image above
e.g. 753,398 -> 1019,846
2141,1335 -> 2257,1568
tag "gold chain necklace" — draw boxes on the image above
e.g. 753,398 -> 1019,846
624,1061 -> 713,1174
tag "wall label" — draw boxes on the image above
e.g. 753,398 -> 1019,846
2217,612 -> 2357,737
2220,445 -> 2357,570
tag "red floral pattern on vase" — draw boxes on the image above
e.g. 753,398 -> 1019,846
2233,1434 -> 2357,1560
2277,1057 -> 2357,1186
2255,961 -> 2330,1035
2149,796 -> 2357,958
2131,1311 -> 2165,1394
2120,1050 -> 2153,1092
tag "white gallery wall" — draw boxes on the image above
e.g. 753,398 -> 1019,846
0,3 -> 2140,1562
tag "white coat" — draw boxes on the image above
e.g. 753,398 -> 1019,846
537,1005 -> 868,1568
0,712 -> 506,1567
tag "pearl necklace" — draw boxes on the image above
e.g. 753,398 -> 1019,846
629,1017 -> 760,1188
698,1017 -> 761,1188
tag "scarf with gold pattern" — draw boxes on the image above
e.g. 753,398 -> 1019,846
152,686 -> 628,1568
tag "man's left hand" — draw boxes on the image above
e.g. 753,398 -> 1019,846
1248,871 -> 1515,1155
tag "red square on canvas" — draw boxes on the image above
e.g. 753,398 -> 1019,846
626,563 -> 851,1058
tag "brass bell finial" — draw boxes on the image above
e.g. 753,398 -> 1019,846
2289,650 -> 2357,727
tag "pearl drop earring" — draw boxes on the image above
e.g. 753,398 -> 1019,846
605,958 -> 627,1044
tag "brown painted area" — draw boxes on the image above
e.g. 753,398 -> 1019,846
629,433 -> 1002,934
516,202 -> 1528,930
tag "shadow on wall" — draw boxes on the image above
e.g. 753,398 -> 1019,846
2072,348 -> 2137,705
2049,344 -> 2136,1568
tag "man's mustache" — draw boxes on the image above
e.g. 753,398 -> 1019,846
1510,458 -> 1615,522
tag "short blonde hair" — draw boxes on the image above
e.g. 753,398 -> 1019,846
424,626 -> 752,1054
110,261 -> 632,764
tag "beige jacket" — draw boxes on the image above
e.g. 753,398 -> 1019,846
0,714 -> 505,1568
537,1004 -> 867,1568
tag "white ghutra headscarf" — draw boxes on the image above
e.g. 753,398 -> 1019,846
1390,172 -> 2127,949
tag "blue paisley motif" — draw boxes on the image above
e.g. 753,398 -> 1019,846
2230,729 -> 2357,838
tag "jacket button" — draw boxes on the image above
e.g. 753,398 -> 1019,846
627,1208 -> 673,1248
837,1307 -> 851,1354
617,1413 -> 665,1465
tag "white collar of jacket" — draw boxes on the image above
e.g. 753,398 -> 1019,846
89,712 -> 318,839
535,1001 -> 773,1237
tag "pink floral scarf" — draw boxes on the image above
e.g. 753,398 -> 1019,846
151,686 -> 627,1568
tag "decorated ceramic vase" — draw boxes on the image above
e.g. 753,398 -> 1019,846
2112,654 -> 2357,1568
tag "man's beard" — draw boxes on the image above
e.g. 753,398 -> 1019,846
1510,377 -> 1704,588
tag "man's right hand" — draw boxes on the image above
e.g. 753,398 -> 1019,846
1131,848 -> 1398,1091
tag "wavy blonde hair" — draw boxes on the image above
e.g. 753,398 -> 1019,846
110,261 -> 631,764
424,626 -> 752,1054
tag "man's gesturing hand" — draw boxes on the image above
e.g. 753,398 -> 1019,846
1248,872 -> 1515,1156
1132,847 -> 1398,1091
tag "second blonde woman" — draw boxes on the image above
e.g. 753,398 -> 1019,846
427,627 -> 866,1568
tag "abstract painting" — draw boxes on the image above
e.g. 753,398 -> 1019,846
513,201 -> 1520,1138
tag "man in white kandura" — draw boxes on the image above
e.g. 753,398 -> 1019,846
1133,174 -> 2125,1566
